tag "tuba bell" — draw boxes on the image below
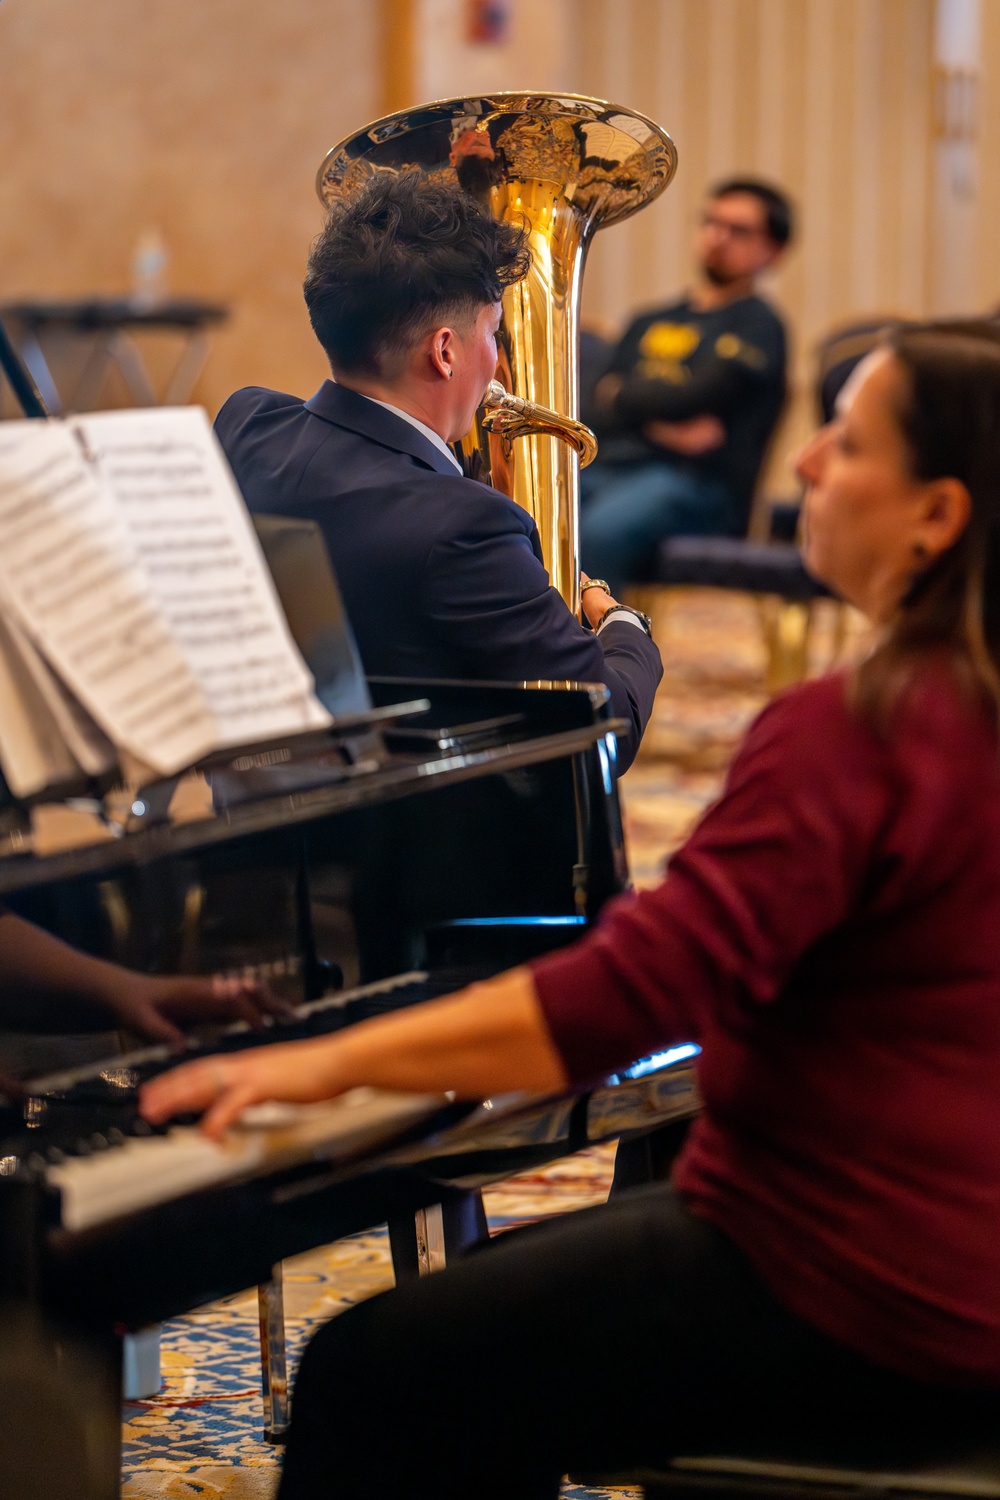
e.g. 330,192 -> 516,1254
317,93 -> 677,613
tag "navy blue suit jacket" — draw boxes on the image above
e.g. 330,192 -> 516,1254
215,380 -> 662,771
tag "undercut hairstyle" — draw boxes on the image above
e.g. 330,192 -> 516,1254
857,320 -> 1000,725
304,172 -> 531,376
709,177 -> 794,248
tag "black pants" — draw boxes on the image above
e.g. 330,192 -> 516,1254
279,1185 -> 991,1500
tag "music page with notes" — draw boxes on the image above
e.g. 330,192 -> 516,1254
77,407 -> 330,752
0,409 -> 330,789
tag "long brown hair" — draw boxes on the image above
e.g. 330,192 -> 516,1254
856,320 -> 1000,724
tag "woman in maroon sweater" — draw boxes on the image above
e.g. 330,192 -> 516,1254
144,323 -> 1000,1497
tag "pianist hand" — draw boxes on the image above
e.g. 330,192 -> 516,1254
141,966 -> 568,1139
0,911 -> 290,1046
103,972 -> 291,1047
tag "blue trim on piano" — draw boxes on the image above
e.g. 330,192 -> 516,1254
616,1044 -> 701,1081
444,916 -> 587,927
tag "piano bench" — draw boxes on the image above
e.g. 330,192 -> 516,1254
575,1428 -> 1000,1500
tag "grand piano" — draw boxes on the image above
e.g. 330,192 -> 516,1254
0,518 -> 700,1499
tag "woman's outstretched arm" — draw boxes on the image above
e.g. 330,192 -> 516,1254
139,966 -> 569,1140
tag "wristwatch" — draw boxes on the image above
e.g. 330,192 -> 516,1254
599,603 -> 653,637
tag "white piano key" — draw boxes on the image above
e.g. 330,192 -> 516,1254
47,1087 -> 448,1232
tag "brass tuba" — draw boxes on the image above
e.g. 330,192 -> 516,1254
317,93 -> 677,613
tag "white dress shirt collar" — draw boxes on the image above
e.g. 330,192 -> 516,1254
361,393 -> 464,475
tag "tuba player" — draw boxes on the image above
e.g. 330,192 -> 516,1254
215,174 -> 661,772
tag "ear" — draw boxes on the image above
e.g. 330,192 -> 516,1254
916,476 -> 972,560
759,242 -> 785,274
427,325 -> 458,382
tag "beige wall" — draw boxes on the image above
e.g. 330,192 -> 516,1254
1,0 -> 997,475
387,0 -> 946,483
415,0 -> 575,98
974,0 -> 1000,313
0,0 -> 378,413
569,0 -> 939,483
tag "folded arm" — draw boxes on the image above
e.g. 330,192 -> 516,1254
612,351 -> 763,428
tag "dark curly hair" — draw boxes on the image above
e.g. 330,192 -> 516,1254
304,172 -> 531,376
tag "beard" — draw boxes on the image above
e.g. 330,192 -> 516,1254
702,260 -> 742,287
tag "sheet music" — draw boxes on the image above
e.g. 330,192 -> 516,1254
4,616 -> 116,778
76,407 -> 330,747
0,613 -> 81,797
0,421 -> 217,775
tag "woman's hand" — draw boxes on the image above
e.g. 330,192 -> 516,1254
105,972 -> 292,1047
140,1033 -> 345,1139
140,967 -> 569,1141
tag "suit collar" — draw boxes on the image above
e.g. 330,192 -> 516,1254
304,380 -> 461,477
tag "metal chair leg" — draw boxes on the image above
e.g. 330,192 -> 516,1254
829,600 -> 851,664
388,1187 -> 490,1284
413,1203 -> 447,1275
757,596 -> 814,692
259,1195 -> 490,1440
258,1265 -> 289,1444
122,1325 -> 162,1399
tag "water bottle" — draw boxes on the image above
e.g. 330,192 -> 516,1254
130,228 -> 169,311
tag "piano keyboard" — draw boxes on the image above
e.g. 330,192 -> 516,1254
2,969 -> 475,1233
45,1088 -> 451,1233
27,969 -> 435,1096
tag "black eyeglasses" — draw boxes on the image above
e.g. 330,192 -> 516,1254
700,213 -> 764,241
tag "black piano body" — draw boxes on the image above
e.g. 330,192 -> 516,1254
5,675 -> 626,993
0,677 -> 700,1499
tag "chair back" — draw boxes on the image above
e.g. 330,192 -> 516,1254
816,316 -> 902,422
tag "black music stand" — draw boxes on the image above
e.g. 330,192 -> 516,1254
0,298 -> 228,415
0,317 -> 49,418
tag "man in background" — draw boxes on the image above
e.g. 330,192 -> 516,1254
581,179 -> 793,593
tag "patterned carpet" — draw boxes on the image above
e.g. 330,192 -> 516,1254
120,587 -> 863,1499
122,1146 -> 625,1499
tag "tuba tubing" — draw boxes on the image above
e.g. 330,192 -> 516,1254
481,380 -> 598,470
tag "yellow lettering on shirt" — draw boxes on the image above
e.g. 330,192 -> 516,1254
636,360 -> 690,383
639,322 -> 702,363
715,333 -> 767,369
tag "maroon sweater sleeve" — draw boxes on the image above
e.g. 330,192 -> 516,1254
531,674 -> 893,1083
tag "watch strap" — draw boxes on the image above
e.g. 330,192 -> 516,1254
599,603 -> 653,637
